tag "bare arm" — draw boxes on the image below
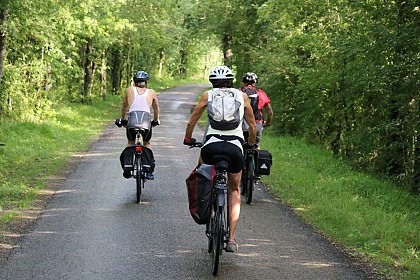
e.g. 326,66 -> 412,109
121,88 -> 129,119
151,90 -> 160,121
263,103 -> 273,126
185,92 -> 208,139
243,93 -> 257,146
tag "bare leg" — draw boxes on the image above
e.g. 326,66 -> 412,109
227,171 -> 242,242
127,140 -> 135,146
144,140 -> 151,149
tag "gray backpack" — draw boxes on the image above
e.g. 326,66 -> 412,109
207,89 -> 241,131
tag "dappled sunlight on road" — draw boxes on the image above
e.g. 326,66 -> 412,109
298,261 -> 336,268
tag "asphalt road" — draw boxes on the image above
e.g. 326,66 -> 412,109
0,84 -> 371,279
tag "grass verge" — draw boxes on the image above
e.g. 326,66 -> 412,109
0,95 -> 121,224
260,129 -> 420,280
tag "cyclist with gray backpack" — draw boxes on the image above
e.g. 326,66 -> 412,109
183,65 -> 256,252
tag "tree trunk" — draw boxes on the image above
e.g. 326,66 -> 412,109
223,33 -> 233,68
178,48 -> 186,76
0,8 -> 8,117
158,48 -> 164,78
100,51 -> 107,99
0,9 -> 7,85
111,47 -> 121,95
82,38 -> 94,103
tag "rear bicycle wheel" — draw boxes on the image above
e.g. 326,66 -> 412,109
135,157 -> 143,203
211,207 -> 223,275
207,212 -> 214,253
245,155 -> 254,204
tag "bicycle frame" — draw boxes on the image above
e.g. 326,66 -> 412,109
188,143 -> 231,275
208,160 -> 230,276
133,128 -> 145,203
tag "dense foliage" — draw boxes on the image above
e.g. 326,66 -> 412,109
201,0 -> 420,193
0,0 -> 419,192
0,0 -> 222,119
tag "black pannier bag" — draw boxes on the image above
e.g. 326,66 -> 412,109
141,146 -> 155,173
185,164 -> 216,224
120,146 -> 135,173
119,146 -> 155,173
255,150 -> 273,176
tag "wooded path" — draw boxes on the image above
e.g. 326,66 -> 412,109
0,84 -> 371,279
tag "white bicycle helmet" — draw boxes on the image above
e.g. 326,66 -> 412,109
208,66 -> 234,81
242,72 -> 258,84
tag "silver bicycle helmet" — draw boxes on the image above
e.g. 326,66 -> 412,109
133,71 -> 149,82
208,66 -> 234,81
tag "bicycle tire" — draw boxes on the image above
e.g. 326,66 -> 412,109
241,157 -> 249,196
207,215 -> 214,253
245,154 -> 254,204
241,169 -> 247,195
135,156 -> 143,203
211,207 -> 223,275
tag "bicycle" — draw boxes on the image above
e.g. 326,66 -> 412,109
115,119 -> 148,203
241,147 -> 257,204
190,142 -> 230,275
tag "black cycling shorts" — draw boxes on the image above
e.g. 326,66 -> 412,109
200,135 -> 244,173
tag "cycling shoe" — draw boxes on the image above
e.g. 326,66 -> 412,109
225,240 -> 238,252
145,172 -> 154,180
123,171 -> 132,179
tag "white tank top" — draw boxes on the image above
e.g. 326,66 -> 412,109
129,87 -> 150,113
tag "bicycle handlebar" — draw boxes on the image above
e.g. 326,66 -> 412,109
188,142 -> 203,148
115,118 -> 128,127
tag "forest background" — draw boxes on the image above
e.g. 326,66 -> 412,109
0,0 -> 419,279
1,0 -> 419,193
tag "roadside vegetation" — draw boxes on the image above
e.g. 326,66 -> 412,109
261,129 -> 420,280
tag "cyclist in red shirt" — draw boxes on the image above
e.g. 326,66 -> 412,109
239,72 -> 273,148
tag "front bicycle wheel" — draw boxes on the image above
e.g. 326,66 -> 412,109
245,155 -> 254,204
241,168 -> 247,195
135,157 -> 143,203
211,207 -> 223,275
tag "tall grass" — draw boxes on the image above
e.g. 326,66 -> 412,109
0,95 -> 121,221
260,129 -> 420,280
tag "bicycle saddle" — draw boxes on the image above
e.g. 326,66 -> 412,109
211,155 -> 231,171
131,127 -> 146,133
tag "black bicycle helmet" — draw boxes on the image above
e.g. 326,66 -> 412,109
242,72 -> 258,84
133,71 -> 149,82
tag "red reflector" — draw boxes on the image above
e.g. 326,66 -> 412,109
135,146 -> 143,152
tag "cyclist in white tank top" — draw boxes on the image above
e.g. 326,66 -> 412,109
129,87 -> 151,113
120,71 -> 160,180
120,71 -> 160,148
